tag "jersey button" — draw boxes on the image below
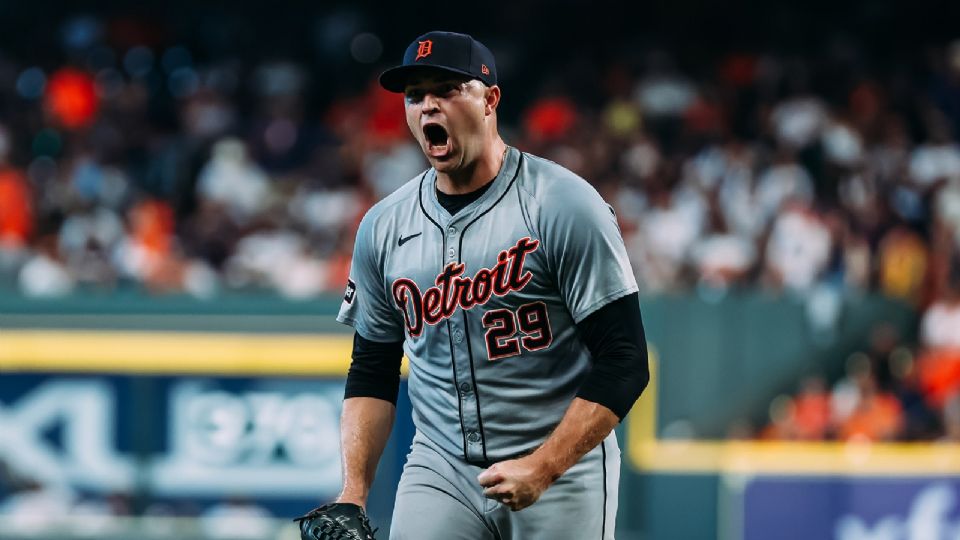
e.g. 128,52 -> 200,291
459,382 -> 471,394
447,247 -> 455,259
453,329 -> 464,343
448,226 -> 457,235
467,431 -> 481,443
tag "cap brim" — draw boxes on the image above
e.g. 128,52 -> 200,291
378,65 -> 483,93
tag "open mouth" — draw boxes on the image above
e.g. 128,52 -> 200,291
422,123 -> 450,157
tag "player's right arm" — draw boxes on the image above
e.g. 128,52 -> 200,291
337,332 -> 403,508
337,396 -> 395,507
333,209 -> 407,508
337,333 -> 404,507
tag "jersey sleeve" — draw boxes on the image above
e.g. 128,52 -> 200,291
539,178 -> 639,323
336,212 -> 405,342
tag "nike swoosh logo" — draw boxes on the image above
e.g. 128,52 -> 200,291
398,232 -> 422,247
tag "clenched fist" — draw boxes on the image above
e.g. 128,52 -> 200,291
477,455 -> 556,511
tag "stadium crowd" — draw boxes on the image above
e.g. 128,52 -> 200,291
759,294 -> 960,443
1,16 -> 960,443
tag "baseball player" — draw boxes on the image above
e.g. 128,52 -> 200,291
297,31 -> 649,540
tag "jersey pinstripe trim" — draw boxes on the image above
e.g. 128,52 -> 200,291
418,170 -> 472,458
601,439 -> 608,539
456,153 -> 524,464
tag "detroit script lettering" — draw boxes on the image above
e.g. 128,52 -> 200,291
392,237 -> 540,336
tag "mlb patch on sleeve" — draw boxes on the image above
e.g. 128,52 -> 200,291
344,279 -> 357,304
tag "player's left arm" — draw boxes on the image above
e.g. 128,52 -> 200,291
478,173 -> 649,511
478,293 -> 648,511
477,398 -> 618,511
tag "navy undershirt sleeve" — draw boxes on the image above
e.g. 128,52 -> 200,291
344,333 -> 404,405
574,292 -> 650,420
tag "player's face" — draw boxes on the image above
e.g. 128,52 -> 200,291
403,72 -> 492,174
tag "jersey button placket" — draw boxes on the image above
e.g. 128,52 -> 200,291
445,222 -> 481,459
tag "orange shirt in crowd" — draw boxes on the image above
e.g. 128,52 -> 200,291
130,199 -> 175,256
0,168 -> 33,247
917,348 -> 960,409
838,393 -> 903,441
523,97 -> 579,142
791,391 -> 832,440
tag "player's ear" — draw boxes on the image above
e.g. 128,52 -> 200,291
484,85 -> 501,116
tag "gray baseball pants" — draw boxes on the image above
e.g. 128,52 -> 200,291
388,431 -> 620,539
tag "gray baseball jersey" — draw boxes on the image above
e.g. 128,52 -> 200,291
337,146 -> 638,463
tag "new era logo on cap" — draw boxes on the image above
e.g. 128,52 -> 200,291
379,31 -> 497,92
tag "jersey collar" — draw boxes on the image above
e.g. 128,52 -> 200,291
420,146 -> 521,226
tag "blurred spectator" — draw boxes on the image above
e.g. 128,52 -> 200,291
831,354 -> 903,441
18,235 -> 74,297
625,175 -> 707,291
114,199 -> 175,283
878,225 -> 929,305
362,142 -> 426,199
764,200 -> 831,291
907,122 -> 960,190
196,138 -> 273,225
523,96 -> 579,143
759,376 -> 832,441
761,394 -> 797,440
716,153 -> 767,244
633,72 -> 696,119
181,88 -> 237,141
822,120 -> 864,169
45,68 -> 99,130
58,206 -> 124,288
920,282 -> 960,350
0,125 -> 33,279
889,347 -> 943,440
602,98 -> 642,139
0,163 -> 33,250
755,155 -> 815,228
916,347 -> 960,410
791,376 -> 833,440
836,368 -> 904,442
689,232 -> 757,288
770,96 -> 827,151
224,228 -> 327,298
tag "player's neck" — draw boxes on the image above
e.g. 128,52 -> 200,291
436,138 -> 507,195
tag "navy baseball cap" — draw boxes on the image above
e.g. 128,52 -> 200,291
379,31 -> 497,93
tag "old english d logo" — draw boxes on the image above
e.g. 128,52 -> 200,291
415,40 -> 433,61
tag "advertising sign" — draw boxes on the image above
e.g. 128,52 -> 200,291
740,476 -> 960,540
0,375 -> 345,500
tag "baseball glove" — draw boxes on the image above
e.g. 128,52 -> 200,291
294,503 -> 377,540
